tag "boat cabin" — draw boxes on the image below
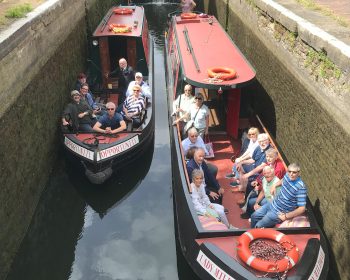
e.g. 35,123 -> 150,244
166,13 -> 256,139
93,6 -> 149,95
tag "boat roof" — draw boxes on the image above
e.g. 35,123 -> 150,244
173,15 -> 256,88
93,6 -> 144,38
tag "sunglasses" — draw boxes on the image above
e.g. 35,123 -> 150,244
106,108 -> 115,111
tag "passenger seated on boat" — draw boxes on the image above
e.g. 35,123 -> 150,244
126,72 -> 151,102
187,147 -> 224,204
93,102 -> 126,134
107,58 -> 135,105
121,85 -> 145,128
79,83 -> 101,114
62,90 -> 95,132
244,166 -> 280,218
180,0 -> 196,13
190,169 -> 230,229
251,163 -> 307,228
234,133 -> 271,192
186,92 -> 209,139
75,72 -> 88,92
172,84 -> 195,134
226,127 -> 259,180
62,90 -> 80,132
238,148 -> 286,208
182,127 -> 218,178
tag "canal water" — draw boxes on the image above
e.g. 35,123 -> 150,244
6,2 -> 199,280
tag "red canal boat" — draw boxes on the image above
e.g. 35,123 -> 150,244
165,12 -> 328,279
62,5 -> 154,184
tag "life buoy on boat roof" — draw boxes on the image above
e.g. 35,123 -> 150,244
180,13 -> 197,19
114,8 -> 133,15
237,228 -> 299,273
207,67 -> 237,80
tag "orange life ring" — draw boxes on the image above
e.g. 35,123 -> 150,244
180,13 -> 197,19
237,229 -> 299,273
207,67 -> 237,80
114,8 -> 133,15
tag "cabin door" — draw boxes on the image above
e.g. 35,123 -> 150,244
226,89 -> 241,139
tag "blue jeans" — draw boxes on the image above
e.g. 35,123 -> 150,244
250,202 -> 281,228
79,123 -> 94,132
232,164 -> 239,178
247,196 -> 268,215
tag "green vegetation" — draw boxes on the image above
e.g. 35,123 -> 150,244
5,3 -> 33,18
305,49 -> 342,79
296,0 -> 349,27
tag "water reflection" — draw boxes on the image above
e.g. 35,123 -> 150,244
7,2 -> 200,280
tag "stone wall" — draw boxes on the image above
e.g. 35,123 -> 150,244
205,0 -> 349,279
0,0 -> 116,278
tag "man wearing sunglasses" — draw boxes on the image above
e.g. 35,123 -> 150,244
93,102 -> 126,134
251,163 -> 307,228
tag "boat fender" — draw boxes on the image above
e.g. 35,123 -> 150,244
237,228 -> 299,273
114,8 -> 133,15
207,67 -> 237,80
85,167 -> 113,185
180,13 -> 197,20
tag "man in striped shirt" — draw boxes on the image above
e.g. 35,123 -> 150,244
250,163 -> 307,228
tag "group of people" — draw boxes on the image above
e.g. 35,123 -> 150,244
177,101 -> 307,229
62,58 -> 151,133
224,127 -> 307,228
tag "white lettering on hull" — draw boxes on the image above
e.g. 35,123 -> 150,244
97,135 -> 139,161
197,250 -> 235,280
64,137 -> 94,160
308,246 -> 325,280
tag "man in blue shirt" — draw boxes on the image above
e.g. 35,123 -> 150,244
93,102 -> 126,134
251,163 -> 307,228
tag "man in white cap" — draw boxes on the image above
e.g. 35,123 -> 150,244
126,72 -> 151,101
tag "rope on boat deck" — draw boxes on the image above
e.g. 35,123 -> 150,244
203,77 -> 223,83
249,239 -> 294,280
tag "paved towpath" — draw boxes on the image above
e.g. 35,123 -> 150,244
272,0 -> 350,53
314,0 -> 350,22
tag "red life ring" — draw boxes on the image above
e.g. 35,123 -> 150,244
114,8 -> 133,15
207,67 -> 237,80
180,13 -> 197,19
237,229 -> 299,273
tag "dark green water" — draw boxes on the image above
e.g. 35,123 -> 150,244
6,2 -> 199,280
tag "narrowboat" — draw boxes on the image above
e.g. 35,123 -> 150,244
165,12 -> 328,279
62,5 -> 154,184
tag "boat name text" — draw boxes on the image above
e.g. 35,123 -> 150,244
308,246 -> 325,280
97,135 -> 139,161
197,250 -> 235,280
64,137 -> 94,160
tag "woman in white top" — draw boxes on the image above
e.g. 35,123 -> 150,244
188,93 -> 209,139
190,169 -> 230,228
